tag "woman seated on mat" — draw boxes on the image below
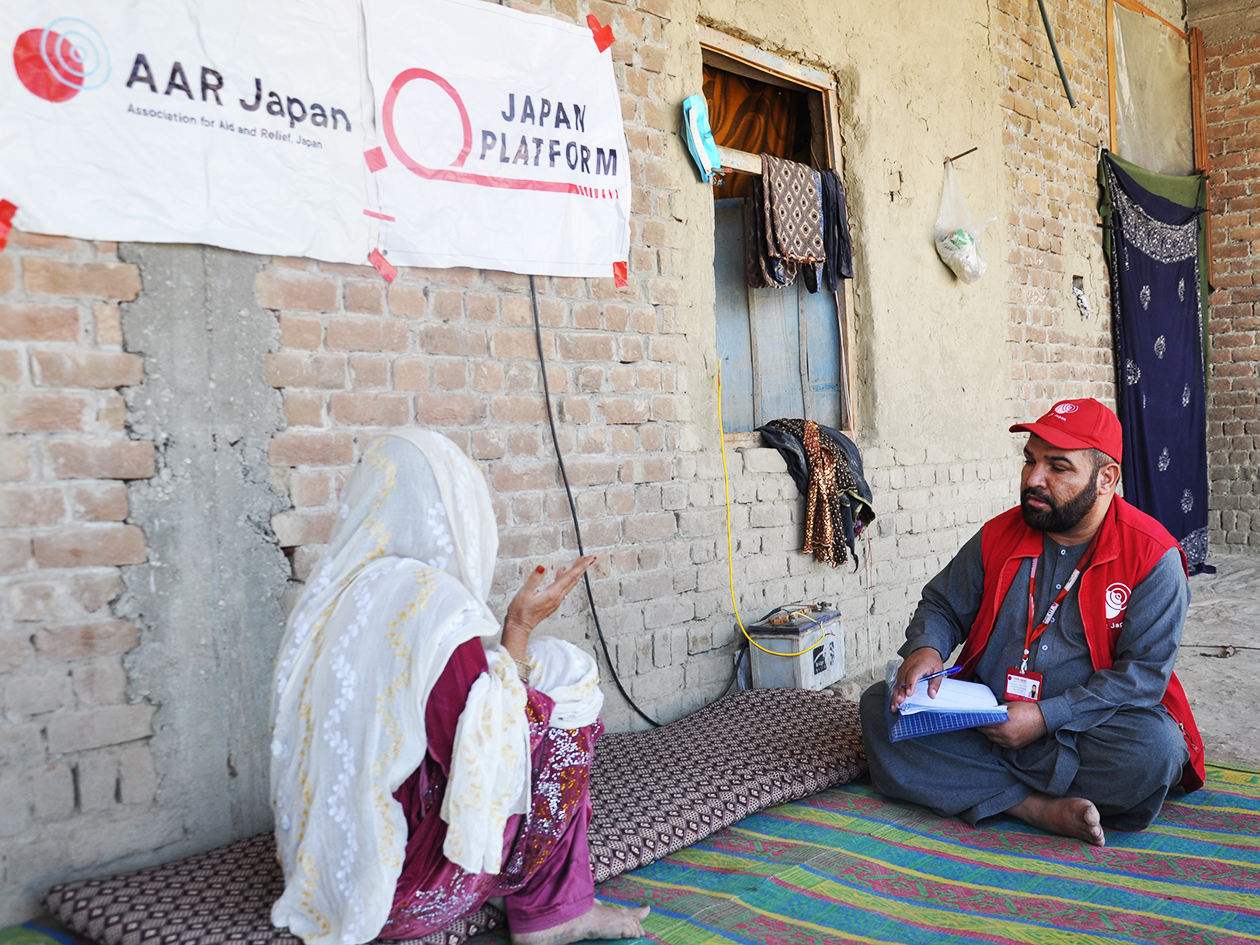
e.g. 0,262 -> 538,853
269,430 -> 648,945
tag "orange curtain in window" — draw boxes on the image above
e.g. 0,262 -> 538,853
703,64 -> 796,198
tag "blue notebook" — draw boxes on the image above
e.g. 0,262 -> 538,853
885,661 -> 1009,742
889,705 -> 1011,741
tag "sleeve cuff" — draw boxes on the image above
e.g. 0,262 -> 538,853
1036,695 -> 1072,734
899,633 -> 950,662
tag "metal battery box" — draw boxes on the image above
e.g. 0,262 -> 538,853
745,607 -> 843,691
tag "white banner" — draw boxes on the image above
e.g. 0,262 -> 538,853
363,0 -> 631,277
0,1 -> 630,276
0,2 -> 375,263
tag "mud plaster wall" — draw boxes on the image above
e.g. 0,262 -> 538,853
0,0 -> 1139,924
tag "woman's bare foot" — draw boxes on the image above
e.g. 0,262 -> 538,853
1008,793 -> 1105,846
511,902 -> 650,945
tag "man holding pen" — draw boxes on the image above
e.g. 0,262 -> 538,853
859,399 -> 1204,846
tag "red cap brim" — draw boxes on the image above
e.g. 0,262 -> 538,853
1009,421 -> 1096,452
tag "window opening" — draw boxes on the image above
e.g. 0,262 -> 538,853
701,33 -> 854,435
1106,0 -> 1199,176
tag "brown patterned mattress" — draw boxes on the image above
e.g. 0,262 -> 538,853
44,688 -> 865,945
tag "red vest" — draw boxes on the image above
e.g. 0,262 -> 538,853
956,496 -> 1204,792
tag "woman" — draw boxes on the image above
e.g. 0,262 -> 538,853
269,430 -> 648,945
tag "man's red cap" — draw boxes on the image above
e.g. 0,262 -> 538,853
1009,398 -> 1123,463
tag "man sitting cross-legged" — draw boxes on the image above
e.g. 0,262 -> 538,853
860,399 -> 1204,846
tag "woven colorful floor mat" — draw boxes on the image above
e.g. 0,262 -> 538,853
588,764 -> 1260,945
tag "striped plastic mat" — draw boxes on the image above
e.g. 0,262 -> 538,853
586,763 -> 1260,945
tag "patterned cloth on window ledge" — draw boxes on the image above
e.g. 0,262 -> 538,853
801,420 -> 844,566
1102,155 -> 1210,571
744,155 -> 827,291
761,154 -> 824,265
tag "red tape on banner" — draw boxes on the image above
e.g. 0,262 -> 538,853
613,260 -> 628,287
363,209 -> 396,222
364,147 -> 387,173
0,200 -> 16,251
587,15 -> 615,52
368,249 -> 397,283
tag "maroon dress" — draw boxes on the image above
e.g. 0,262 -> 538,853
378,639 -> 602,938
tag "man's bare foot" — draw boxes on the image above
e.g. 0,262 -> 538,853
1008,793 -> 1105,846
511,901 -> 650,945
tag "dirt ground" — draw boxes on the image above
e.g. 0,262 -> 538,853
1174,552 -> 1260,771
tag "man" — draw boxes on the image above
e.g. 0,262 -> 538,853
860,399 -> 1204,846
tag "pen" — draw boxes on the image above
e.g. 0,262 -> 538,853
898,665 -> 962,689
922,666 -> 963,682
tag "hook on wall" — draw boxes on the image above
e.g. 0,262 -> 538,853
944,146 -> 978,165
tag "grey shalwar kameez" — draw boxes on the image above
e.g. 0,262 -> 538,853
860,528 -> 1189,829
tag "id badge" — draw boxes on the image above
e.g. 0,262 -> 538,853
1005,668 -> 1043,703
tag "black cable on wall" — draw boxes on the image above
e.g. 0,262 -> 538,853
529,275 -> 661,728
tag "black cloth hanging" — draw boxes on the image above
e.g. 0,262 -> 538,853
745,177 -> 796,288
1102,155 -> 1209,572
819,169 -> 854,289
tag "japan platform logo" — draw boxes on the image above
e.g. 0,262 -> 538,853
13,19 -> 110,103
1104,582 -> 1131,620
1054,402 -> 1079,415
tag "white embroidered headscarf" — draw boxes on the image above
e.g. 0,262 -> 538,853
269,431 -> 528,945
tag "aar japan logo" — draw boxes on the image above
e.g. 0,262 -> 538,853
13,19 -> 109,103
1104,582 -> 1131,620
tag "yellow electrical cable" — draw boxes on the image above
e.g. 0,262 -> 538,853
714,369 -> 833,659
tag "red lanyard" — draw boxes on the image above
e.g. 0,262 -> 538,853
1021,533 -> 1100,672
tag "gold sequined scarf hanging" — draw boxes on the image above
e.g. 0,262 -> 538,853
764,418 -> 860,566
802,420 -> 840,567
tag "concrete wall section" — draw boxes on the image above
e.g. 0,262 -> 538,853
1190,0 -> 1260,45
118,245 -> 292,854
0,240 -> 293,921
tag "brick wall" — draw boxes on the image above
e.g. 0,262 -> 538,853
258,255 -> 706,731
0,230 -> 160,911
995,0 -> 1118,421
1205,31 -> 1260,551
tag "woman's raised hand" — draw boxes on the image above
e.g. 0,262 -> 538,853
501,555 -> 596,660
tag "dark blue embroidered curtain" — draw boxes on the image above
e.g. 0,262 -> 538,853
1103,156 -> 1208,569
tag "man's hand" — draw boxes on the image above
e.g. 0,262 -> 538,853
978,701 -> 1047,749
889,647 -> 945,712
501,556 -> 595,660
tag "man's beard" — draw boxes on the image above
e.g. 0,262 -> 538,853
1021,475 -> 1099,532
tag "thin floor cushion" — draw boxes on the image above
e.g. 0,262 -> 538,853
44,688 -> 865,945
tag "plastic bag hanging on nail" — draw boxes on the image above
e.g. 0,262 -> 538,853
934,159 -> 990,284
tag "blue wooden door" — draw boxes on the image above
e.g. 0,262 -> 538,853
799,284 -> 842,426
713,199 -> 755,432
712,198 -> 842,431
